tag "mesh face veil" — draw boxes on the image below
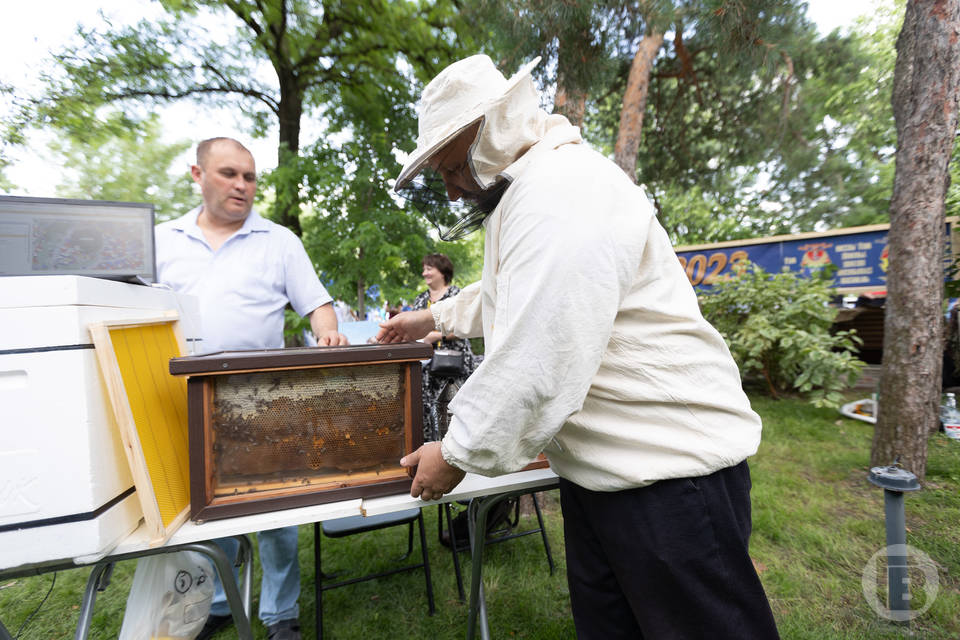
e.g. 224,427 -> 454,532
394,55 -> 541,241
398,168 -> 510,242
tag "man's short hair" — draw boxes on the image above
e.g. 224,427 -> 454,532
423,253 -> 454,285
196,137 -> 252,167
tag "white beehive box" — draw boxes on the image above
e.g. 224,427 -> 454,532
0,276 -> 200,570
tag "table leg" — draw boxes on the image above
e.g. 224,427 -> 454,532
467,492 -> 525,640
466,496 -> 489,640
233,534 -> 254,616
74,562 -> 112,640
444,502 -> 466,601
183,540 -> 254,640
71,538 -> 254,640
0,616 -> 14,640
463,483 -> 560,640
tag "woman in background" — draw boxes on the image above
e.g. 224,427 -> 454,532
412,253 -> 475,440
414,254 -> 510,549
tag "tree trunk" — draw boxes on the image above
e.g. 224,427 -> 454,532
871,0 -> 960,480
554,83 -> 587,128
274,69 -> 304,237
613,30 -> 664,182
552,16 -> 592,128
355,277 -> 366,320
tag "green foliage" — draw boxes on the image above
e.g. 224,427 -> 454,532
465,0 -> 622,108
279,129 -> 480,315
654,180 -> 770,246
49,115 -> 194,221
0,160 -> 13,192
758,2 -> 906,233
699,262 -> 864,407
578,0 -> 914,243
0,82 -> 19,192
5,0 -> 473,234
283,307 -> 312,346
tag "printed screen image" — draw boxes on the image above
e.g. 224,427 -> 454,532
0,196 -> 155,282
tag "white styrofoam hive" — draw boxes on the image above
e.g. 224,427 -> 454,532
0,276 -> 199,570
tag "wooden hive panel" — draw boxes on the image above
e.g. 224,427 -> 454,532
171,343 -> 432,521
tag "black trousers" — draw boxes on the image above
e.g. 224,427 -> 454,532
559,461 -> 780,639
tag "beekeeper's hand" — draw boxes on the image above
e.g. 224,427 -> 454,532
376,309 -> 434,343
401,442 -> 466,501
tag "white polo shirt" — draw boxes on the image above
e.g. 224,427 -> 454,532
154,207 -> 332,353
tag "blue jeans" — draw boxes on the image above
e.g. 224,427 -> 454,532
209,525 -> 300,626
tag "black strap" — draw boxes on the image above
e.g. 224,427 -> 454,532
0,486 -> 136,533
0,344 -> 95,356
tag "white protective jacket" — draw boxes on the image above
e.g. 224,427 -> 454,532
434,123 -> 762,492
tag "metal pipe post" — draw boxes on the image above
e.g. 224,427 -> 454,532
884,488 -> 910,621
867,463 -> 920,624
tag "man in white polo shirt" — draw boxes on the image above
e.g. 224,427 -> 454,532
155,137 -> 346,640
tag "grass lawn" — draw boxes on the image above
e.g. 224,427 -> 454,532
2,395 -> 958,639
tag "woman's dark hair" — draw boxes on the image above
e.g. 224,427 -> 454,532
423,253 -> 454,285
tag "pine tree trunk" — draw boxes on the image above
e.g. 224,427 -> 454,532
554,84 -> 587,128
871,0 -> 960,480
613,30 -> 664,183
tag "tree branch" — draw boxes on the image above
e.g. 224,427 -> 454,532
222,0 -> 265,39
101,85 -> 279,114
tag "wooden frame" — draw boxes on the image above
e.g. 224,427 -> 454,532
170,343 -> 433,522
89,312 -> 190,546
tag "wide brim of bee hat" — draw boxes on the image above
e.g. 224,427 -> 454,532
395,55 -> 541,191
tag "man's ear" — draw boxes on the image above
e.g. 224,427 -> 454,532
190,164 -> 203,185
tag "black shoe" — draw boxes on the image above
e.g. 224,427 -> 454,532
440,505 -> 473,551
440,499 -> 516,550
484,497 -> 517,537
267,618 -> 302,640
196,613 -> 233,640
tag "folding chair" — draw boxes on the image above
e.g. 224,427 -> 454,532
441,492 -> 555,601
314,508 -> 434,639
427,375 -> 555,601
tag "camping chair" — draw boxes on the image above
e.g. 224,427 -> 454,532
313,508 -> 434,639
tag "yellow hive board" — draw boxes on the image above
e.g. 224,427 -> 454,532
90,312 -> 190,545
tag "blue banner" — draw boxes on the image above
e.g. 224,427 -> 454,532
674,221 -> 956,293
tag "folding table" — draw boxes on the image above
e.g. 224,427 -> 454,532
0,467 -> 559,640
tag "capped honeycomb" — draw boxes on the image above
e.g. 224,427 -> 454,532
209,364 -> 407,492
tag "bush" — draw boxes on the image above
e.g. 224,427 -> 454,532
698,261 -> 864,407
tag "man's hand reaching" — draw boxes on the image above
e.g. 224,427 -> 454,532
316,330 -> 349,346
376,308 -> 435,343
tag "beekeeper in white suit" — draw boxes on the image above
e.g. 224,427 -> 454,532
377,54 -> 780,639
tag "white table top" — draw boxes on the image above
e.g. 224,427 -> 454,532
0,467 -> 559,577
110,467 -> 559,557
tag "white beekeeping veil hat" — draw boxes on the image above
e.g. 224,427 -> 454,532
396,54 -> 543,192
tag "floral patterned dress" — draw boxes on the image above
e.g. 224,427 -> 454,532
413,285 -> 476,440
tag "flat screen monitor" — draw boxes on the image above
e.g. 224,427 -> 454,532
0,195 -> 156,283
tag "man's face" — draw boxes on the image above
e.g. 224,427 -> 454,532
191,141 -> 257,225
428,122 -> 483,202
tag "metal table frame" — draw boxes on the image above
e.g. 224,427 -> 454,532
464,478 -> 561,640
0,535 -> 253,640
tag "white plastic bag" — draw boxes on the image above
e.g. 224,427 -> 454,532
118,550 -> 215,640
